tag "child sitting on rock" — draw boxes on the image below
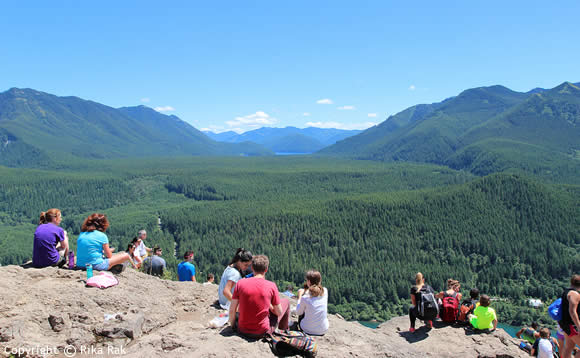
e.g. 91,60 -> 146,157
468,294 -> 497,331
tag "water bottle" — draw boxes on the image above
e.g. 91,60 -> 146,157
86,263 -> 93,279
68,251 -> 75,269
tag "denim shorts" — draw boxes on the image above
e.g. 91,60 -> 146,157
93,259 -> 110,271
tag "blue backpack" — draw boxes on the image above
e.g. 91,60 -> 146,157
548,298 -> 562,321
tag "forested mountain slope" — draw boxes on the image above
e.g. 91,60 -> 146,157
320,82 -> 580,183
0,88 -> 270,167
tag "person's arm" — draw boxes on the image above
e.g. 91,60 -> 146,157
435,291 -> 444,299
530,347 -> 535,356
103,243 -> 113,258
190,265 -> 196,282
228,299 -> 239,327
272,303 -> 283,317
224,280 -> 236,302
457,293 -> 462,301
411,294 -> 416,306
516,327 -> 525,338
492,319 -> 497,331
146,246 -> 152,253
569,291 -> 580,329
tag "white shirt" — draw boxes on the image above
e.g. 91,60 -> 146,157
296,287 -> 329,336
537,339 -> 553,358
135,241 -> 147,257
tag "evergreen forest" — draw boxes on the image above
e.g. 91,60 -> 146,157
0,157 -> 577,326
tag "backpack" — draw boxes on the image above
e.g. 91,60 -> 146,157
457,300 -> 474,323
419,287 -> 439,320
267,331 -> 318,357
548,298 -> 562,321
441,294 -> 460,323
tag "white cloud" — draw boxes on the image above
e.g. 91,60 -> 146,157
226,111 -> 277,132
303,112 -> 311,117
316,98 -> 333,104
306,121 -> 377,130
409,85 -> 416,91
154,106 -> 175,112
337,105 -> 356,110
140,97 -> 150,103
367,113 -> 378,118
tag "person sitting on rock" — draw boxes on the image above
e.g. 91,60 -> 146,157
295,270 -> 329,336
409,272 -> 437,332
468,294 -> 497,331
130,237 -> 144,267
76,213 -> 130,271
32,208 -> 69,268
228,255 -> 290,338
134,229 -> 151,260
125,242 -> 141,269
516,321 -> 540,345
218,248 -> 253,309
436,279 -> 462,302
177,251 -> 196,282
143,245 -> 166,277
204,273 -> 215,285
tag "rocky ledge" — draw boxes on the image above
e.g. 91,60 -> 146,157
0,266 -> 528,357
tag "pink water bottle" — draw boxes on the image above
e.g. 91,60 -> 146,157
68,251 -> 75,269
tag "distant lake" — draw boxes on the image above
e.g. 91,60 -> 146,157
358,321 -> 381,329
275,152 -> 312,156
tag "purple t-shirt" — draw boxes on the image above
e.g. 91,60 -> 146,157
33,223 -> 65,267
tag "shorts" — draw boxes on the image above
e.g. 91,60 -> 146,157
557,324 -> 565,340
93,259 -> 110,271
561,322 -> 579,337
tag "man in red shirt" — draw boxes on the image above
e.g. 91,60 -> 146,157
228,255 -> 290,337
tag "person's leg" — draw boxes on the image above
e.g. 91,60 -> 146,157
561,329 -> 580,358
269,298 -> 290,332
108,253 -> 130,269
409,306 -> 417,330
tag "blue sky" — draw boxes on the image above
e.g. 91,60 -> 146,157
1,1 -> 579,133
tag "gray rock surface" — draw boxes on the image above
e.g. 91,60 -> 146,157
0,265 -> 528,357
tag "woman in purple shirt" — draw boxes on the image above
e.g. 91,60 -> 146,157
32,208 -> 69,268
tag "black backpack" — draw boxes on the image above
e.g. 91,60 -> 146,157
419,286 -> 439,320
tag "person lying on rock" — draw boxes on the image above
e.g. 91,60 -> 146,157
228,255 -> 290,338
76,213 -> 131,271
468,294 -> 497,331
32,208 -> 69,268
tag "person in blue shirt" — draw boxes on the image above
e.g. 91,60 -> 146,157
177,251 -> 196,282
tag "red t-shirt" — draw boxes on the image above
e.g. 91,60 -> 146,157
233,277 -> 281,335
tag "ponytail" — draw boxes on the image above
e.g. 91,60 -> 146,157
415,272 -> 424,286
39,209 -> 61,225
306,270 -> 324,297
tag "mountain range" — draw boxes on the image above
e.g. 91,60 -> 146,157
321,81 -> 580,180
0,88 -> 270,167
204,127 -> 362,153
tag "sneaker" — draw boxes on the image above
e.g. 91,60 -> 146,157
409,327 -> 415,333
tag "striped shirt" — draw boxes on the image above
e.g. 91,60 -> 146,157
296,287 -> 329,335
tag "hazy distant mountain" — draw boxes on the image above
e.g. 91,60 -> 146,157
0,88 -> 270,167
204,126 -> 362,153
321,82 -> 580,179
